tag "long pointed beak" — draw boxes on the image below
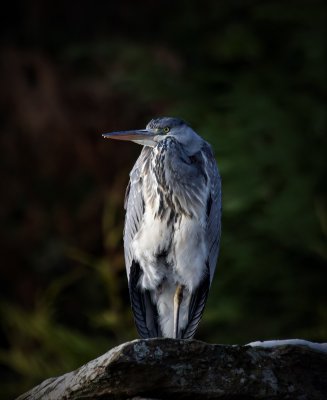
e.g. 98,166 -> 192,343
102,129 -> 157,146
102,129 -> 150,140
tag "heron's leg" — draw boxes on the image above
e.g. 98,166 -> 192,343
173,284 -> 184,339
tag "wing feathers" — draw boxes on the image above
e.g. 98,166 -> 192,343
182,263 -> 210,339
203,143 -> 222,285
129,260 -> 160,338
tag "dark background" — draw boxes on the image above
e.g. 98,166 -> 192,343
0,1 -> 326,398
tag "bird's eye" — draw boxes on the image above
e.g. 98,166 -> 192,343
163,127 -> 170,134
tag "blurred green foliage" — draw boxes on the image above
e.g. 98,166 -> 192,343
0,1 -> 326,398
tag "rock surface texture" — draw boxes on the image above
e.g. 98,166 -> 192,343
17,338 -> 327,400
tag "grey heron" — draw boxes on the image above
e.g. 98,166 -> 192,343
103,117 -> 221,339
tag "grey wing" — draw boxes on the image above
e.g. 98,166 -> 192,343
182,143 -> 221,339
204,143 -> 222,285
123,158 -> 144,278
123,147 -> 160,338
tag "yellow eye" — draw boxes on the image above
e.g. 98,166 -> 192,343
163,126 -> 170,133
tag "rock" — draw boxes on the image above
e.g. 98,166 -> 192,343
17,338 -> 327,399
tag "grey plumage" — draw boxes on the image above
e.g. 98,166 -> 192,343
103,117 -> 221,339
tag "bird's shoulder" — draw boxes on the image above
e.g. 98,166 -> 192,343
201,141 -> 220,185
201,140 -> 216,164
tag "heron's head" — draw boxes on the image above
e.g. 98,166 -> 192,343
102,117 -> 203,155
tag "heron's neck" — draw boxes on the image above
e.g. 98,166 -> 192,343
179,133 -> 203,156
